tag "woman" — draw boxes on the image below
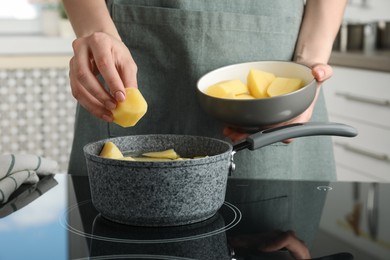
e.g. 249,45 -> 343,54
63,0 -> 347,180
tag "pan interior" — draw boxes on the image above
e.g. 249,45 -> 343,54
85,134 -> 233,160
117,135 -> 232,158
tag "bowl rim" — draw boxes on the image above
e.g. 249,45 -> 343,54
196,60 -> 316,101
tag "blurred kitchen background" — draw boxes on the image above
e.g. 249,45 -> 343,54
0,0 -> 389,180
0,0 -> 74,172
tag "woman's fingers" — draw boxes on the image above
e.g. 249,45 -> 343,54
69,32 -> 139,120
70,77 -> 113,122
223,127 -> 249,143
70,53 -> 116,111
88,32 -> 127,102
312,63 -> 333,82
71,37 -> 118,109
117,52 -> 138,90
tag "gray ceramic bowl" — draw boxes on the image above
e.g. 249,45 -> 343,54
197,61 -> 317,131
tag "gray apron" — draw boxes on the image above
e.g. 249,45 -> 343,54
68,0 -> 336,181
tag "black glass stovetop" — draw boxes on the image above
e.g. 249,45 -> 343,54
1,174 -> 389,260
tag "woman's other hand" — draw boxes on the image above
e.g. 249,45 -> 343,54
69,32 -> 138,122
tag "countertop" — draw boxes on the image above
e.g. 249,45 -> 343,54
1,35 -> 389,73
0,35 -> 73,56
330,50 -> 390,73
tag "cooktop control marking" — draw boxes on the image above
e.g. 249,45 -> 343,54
73,254 -> 195,260
316,186 -> 333,191
60,200 -> 242,244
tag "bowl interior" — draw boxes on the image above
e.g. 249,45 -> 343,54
197,61 -> 314,93
196,61 -> 317,129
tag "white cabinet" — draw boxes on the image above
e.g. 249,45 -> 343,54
317,182 -> 390,260
0,56 -> 75,172
324,66 -> 390,182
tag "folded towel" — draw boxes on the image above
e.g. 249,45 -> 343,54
0,175 -> 58,218
0,154 -> 58,204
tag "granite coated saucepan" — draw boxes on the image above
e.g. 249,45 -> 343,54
83,122 -> 357,227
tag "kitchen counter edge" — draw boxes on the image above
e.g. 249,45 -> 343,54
330,51 -> 390,73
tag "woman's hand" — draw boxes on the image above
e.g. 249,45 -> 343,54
69,32 -> 138,122
223,63 -> 333,143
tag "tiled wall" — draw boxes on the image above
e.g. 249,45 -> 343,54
0,67 -> 76,172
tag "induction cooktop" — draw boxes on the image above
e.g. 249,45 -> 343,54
1,174 -> 389,260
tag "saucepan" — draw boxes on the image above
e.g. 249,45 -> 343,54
84,122 -> 357,227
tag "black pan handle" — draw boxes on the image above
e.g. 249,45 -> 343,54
233,122 -> 358,152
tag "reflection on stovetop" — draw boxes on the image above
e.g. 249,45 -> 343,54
62,200 -> 240,243
64,201 -> 236,259
67,176 -> 359,260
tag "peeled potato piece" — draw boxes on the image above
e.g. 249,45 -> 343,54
132,157 -> 173,162
193,156 -> 209,159
234,94 -> 256,99
206,80 -> 248,98
247,69 -> 275,98
99,143 -> 206,162
142,149 -> 180,159
112,87 -> 148,127
266,77 -> 304,97
121,156 -> 135,161
99,142 -> 123,159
